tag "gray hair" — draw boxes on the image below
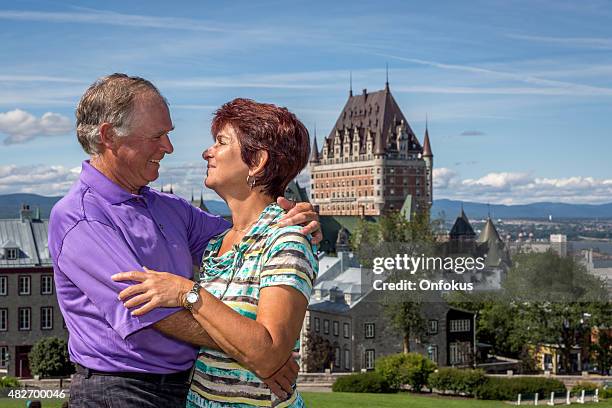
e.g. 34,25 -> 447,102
75,73 -> 167,155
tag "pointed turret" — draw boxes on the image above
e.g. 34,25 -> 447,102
449,205 -> 476,241
309,129 -> 320,163
169,184 -> 174,194
422,122 -> 433,158
478,217 -> 502,244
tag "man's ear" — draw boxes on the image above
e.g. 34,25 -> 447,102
250,150 -> 269,177
99,123 -> 117,150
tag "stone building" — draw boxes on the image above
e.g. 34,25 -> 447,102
299,248 -> 476,372
309,82 -> 433,217
0,204 -> 67,378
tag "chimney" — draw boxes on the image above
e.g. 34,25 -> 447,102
20,204 -> 32,222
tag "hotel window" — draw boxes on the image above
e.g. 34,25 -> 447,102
343,322 -> 350,338
0,308 -> 7,331
429,320 -> 438,335
324,319 -> 330,334
364,349 -> 375,370
364,323 -> 375,339
0,346 -> 7,368
0,276 -> 7,295
450,319 -> 471,333
18,307 -> 31,331
41,275 -> 54,295
344,348 -> 351,370
18,275 -> 31,295
333,321 -> 339,336
41,307 -> 53,330
314,317 -> 320,333
334,347 -> 341,367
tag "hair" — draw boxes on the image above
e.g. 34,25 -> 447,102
211,98 -> 310,198
75,73 -> 167,155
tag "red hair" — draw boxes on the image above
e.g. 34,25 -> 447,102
211,98 -> 310,198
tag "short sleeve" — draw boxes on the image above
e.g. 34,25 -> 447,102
56,220 -> 181,339
260,226 -> 318,301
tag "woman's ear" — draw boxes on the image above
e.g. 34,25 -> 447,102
250,150 -> 269,177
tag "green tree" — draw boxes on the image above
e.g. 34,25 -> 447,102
351,210 -> 438,354
504,251 -> 610,373
28,337 -> 74,378
304,332 -> 334,372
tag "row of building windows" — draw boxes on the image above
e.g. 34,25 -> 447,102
0,275 -> 54,296
317,203 -> 378,212
312,167 -> 423,180
0,307 -> 57,331
312,317 -> 352,338
449,319 -> 471,333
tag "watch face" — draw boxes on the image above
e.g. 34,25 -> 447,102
187,292 -> 199,303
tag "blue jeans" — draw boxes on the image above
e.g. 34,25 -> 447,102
69,372 -> 189,407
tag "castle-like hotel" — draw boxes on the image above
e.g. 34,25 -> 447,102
309,81 -> 433,217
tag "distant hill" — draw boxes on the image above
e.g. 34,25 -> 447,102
0,193 -> 231,219
432,199 -> 612,220
2,194 -> 611,220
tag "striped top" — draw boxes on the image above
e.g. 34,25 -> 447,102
187,203 -> 317,408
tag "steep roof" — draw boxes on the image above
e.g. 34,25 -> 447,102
422,127 -> 433,157
0,218 -> 50,267
284,180 -> 309,203
324,87 -> 422,155
449,208 -> 476,239
478,218 -> 502,244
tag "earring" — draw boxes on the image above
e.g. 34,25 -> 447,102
246,175 -> 256,189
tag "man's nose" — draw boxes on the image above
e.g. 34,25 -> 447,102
161,134 -> 174,154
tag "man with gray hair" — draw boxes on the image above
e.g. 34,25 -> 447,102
48,74 -> 318,407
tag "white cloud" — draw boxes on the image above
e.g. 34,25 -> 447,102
0,164 -> 79,195
435,170 -> 612,205
433,168 -> 458,189
0,9 -> 231,32
0,109 -> 72,144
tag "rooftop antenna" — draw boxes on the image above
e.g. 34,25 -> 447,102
349,71 -> 353,96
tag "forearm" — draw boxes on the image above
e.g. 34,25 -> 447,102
153,310 -> 221,350
190,292 -> 294,378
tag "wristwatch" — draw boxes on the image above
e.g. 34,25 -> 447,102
184,281 -> 201,311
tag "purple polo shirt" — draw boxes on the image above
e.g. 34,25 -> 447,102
48,161 -> 230,373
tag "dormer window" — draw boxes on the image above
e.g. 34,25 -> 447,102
6,248 -> 18,260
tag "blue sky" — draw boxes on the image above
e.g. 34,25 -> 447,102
1,0 -> 611,204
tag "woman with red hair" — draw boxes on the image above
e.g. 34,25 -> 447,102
113,98 -> 316,407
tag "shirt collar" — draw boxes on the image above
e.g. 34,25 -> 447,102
79,160 -> 151,205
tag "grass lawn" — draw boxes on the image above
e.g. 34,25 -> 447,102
301,392 -> 612,407
0,398 -> 66,408
0,394 -> 609,407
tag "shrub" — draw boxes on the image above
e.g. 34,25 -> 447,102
428,367 -> 486,396
475,377 -> 566,401
571,381 -> 599,395
28,337 -> 75,378
375,353 -> 436,392
600,387 -> 612,399
0,376 -> 20,387
332,372 -> 395,393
